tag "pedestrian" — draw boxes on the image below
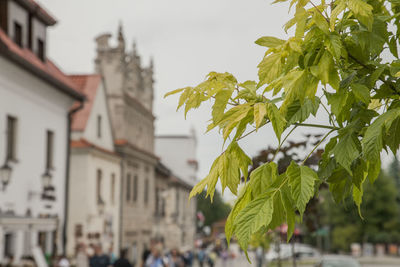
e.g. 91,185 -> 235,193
167,249 -> 183,267
109,244 -> 117,265
113,249 -> 132,267
207,251 -> 217,267
182,250 -> 193,267
76,244 -> 89,267
197,248 -> 205,267
144,244 -> 166,267
90,245 -> 110,267
58,255 -> 70,267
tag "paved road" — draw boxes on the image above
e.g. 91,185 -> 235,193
197,254 -> 400,266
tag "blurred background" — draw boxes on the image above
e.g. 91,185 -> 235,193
0,0 -> 399,267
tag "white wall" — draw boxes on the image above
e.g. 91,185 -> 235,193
0,56 -> 74,254
82,82 -> 114,151
32,18 -> 47,56
67,149 -> 120,256
155,135 -> 197,186
8,1 -> 28,47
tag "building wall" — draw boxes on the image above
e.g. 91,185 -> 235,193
0,55 -> 74,261
31,17 -> 47,56
67,149 -> 120,256
155,134 -> 198,186
82,82 -> 115,151
7,1 -> 28,47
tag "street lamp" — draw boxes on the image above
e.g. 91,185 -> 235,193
42,171 -> 52,190
0,163 -> 12,191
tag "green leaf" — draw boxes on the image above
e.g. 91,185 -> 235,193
234,192 -> 274,255
386,117 -> 400,154
353,175 -> 366,218
164,87 -> 185,98
389,36 -> 398,58
212,89 -> 233,124
225,186 -> 252,245
255,36 -> 285,48
347,0 -> 374,30
189,159 -> 219,200
351,83 -> 370,104
330,0 -> 346,31
325,33 -> 342,60
281,186 -> 295,241
258,53 -> 282,87
366,160 -> 381,184
254,102 -> 267,130
267,103 -> 286,141
287,161 -> 318,217
249,162 -> 278,197
285,98 -> 320,125
362,108 -> 400,161
332,130 -> 361,174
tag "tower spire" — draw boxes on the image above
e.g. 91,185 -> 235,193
117,21 -> 125,49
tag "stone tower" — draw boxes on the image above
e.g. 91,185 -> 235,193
94,25 -> 157,264
94,24 -> 155,152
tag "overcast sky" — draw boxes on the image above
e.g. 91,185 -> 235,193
37,0 -> 299,181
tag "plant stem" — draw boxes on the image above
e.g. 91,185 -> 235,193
294,122 -> 339,130
301,129 -> 336,165
271,125 -> 298,161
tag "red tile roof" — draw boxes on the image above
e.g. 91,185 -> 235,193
71,138 -> 119,157
0,29 -> 84,100
69,74 -> 102,131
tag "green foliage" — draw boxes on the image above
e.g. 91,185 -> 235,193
166,0 -> 400,255
197,190 -> 231,227
320,171 -> 400,251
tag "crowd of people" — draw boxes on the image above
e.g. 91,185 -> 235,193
50,240 -> 235,267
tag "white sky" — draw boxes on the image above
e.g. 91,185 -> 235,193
38,0 -> 394,189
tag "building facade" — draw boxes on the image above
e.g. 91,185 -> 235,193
66,75 -> 121,256
0,0 -> 84,263
94,26 -> 157,265
155,132 -> 198,251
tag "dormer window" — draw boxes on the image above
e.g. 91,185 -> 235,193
37,38 -> 45,61
14,22 -> 22,47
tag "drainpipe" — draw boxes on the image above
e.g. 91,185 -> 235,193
119,160 -> 124,255
63,102 -> 84,255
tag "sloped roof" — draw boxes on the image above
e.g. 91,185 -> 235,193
71,138 -> 119,157
15,0 -> 57,25
69,74 -> 102,131
0,29 -> 84,101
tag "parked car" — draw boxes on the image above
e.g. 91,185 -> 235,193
265,243 -> 320,261
314,255 -> 361,267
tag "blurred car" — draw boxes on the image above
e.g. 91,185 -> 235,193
314,255 -> 361,267
265,243 -> 320,261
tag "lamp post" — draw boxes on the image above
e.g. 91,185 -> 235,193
42,171 -> 52,190
0,162 -> 12,191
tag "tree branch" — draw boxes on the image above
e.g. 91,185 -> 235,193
294,122 -> 339,130
302,129 -> 336,165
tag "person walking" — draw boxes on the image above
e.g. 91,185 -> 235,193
113,249 -> 132,267
76,244 -> 89,267
144,244 -> 166,267
90,245 -> 110,267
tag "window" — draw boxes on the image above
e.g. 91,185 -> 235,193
111,173 -> 115,204
144,179 -> 149,205
45,131 -> 54,170
37,39 -> 45,61
6,116 -> 17,161
126,174 -> 131,201
14,22 -> 22,47
97,115 -> 102,138
133,175 -> 138,202
96,169 -> 102,204
155,187 -> 159,216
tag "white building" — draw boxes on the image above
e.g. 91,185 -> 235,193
66,74 -> 121,256
0,0 -> 84,264
155,131 -> 198,250
155,130 -> 198,187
